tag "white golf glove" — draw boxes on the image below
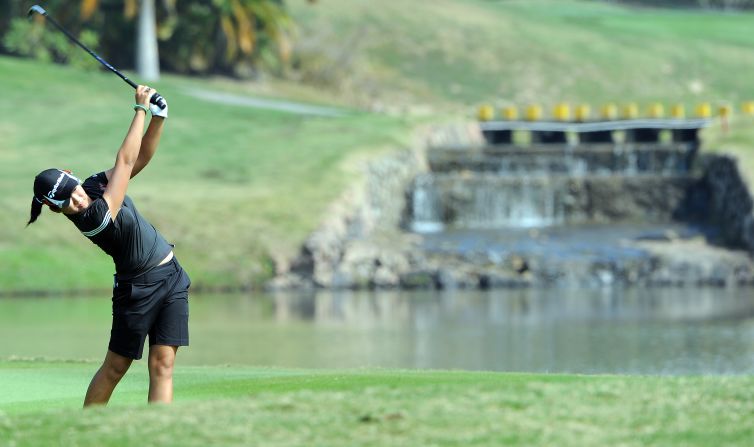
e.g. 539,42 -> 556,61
149,94 -> 168,119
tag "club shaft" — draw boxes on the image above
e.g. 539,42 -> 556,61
32,6 -> 165,109
41,13 -> 137,89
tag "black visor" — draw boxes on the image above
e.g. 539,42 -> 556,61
33,169 -> 81,209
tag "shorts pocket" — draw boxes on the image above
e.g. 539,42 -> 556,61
112,282 -> 132,304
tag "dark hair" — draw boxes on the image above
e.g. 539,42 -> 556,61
27,198 -> 44,226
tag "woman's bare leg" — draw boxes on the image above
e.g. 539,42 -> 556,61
84,350 -> 133,407
148,345 -> 178,403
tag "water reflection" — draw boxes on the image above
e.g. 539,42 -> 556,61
273,288 -> 754,324
2,289 -> 754,375
243,288 -> 754,375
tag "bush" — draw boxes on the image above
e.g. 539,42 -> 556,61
3,18 -> 100,70
0,0 -> 295,78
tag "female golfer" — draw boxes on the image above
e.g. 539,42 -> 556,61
27,86 -> 189,406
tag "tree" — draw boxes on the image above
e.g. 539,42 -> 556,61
2,0 -> 298,78
136,0 -> 160,81
209,0 -> 294,75
81,0 -> 160,80
160,0 -> 294,77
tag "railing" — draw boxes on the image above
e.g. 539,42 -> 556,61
479,118 -> 711,144
476,101 -> 751,145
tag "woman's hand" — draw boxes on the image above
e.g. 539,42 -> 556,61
149,95 -> 168,119
135,85 -> 153,107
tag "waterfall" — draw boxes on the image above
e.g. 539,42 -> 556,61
411,174 -> 567,230
410,143 -> 697,231
410,174 -> 444,233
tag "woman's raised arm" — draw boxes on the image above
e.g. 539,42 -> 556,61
102,85 -> 152,219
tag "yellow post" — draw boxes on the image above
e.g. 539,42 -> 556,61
553,103 -> 571,121
719,104 -> 732,134
501,106 -> 519,120
622,103 -> 639,119
575,104 -> 591,122
742,101 -> 754,116
525,104 -> 542,121
695,103 -> 712,118
601,103 -> 618,120
718,104 -> 732,119
671,104 -> 685,119
478,105 -> 494,121
647,103 -> 665,119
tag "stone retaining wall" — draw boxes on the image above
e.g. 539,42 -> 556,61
269,125 -> 754,290
270,146 -> 426,289
701,155 -> 754,252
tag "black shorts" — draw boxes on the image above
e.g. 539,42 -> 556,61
109,257 -> 190,360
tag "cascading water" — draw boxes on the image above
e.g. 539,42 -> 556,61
413,144 -> 696,232
400,139 -> 723,288
411,174 -> 568,229
279,124 -> 754,291
410,174 -> 444,233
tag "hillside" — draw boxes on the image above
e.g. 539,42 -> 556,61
289,0 -> 754,111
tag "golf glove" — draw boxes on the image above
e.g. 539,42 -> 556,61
149,94 -> 168,119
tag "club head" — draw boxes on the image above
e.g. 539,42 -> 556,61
27,5 -> 47,19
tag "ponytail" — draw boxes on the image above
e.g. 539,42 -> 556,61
27,198 -> 43,226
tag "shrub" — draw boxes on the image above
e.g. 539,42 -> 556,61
3,18 -> 100,70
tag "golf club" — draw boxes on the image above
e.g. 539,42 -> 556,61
27,4 -> 166,110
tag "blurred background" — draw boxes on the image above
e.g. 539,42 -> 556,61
2,0 -> 754,374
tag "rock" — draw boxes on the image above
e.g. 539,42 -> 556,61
377,249 -> 412,276
400,270 -> 438,289
435,268 -> 477,289
483,271 -> 532,288
508,255 -> 529,274
275,127 -> 754,292
372,267 -> 400,288
265,274 -> 314,292
331,270 -> 355,289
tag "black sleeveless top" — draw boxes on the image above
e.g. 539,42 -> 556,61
66,172 -> 173,280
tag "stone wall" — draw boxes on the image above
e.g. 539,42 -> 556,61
269,124 -> 487,289
701,155 -> 754,252
269,146 -> 427,289
269,125 -> 754,290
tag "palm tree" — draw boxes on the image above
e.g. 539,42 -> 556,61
78,0 -> 297,77
216,0 -> 294,65
136,0 -> 159,81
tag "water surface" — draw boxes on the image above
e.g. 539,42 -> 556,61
1,289 -> 753,375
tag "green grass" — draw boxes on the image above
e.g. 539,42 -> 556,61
289,0 -> 754,109
5,0 -> 754,292
1,360 -> 753,446
0,56 -> 411,292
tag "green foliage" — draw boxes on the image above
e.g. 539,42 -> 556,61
2,19 -> 99,70
0,0 -> 295,78
159,0 -> 295,77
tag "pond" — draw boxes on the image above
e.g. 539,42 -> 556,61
1,288 -> 753,375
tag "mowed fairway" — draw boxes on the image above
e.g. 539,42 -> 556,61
0,360 -> 751,447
